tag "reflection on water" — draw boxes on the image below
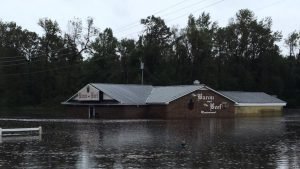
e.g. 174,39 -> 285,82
0,114 -> 299,168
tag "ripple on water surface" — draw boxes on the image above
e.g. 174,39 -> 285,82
0,114 -> 299,168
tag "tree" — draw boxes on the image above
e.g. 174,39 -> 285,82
185,13 -> 218,87
85,28 -> 120,83
138,15 -> 174,84
118,38 -> 141,83
285,31 -> 299,58
214,9 -> 283,92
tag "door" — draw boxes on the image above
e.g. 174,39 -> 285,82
89,106 -> 95,119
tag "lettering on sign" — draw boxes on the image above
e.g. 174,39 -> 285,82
76,85 -> 100,101
192,92 -> 227,113
201,111 -> 216,114
193,93 -> 214,101
78,92 -> 99,99
210,103 -> 222,110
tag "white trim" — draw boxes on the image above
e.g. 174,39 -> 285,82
166,87 -> 203,104
145,85 -> 205,104
63,84 -> 91,103
236,103 -> 286,107
90,83 -> 124,104
160,85 -> 206,104
203,86 -> 238,104
61,102 -> 146,106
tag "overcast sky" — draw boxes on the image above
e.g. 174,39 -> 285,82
0,0 -> 299,54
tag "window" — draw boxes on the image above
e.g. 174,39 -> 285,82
87,86 -> 90,93
188,99 -> 194,110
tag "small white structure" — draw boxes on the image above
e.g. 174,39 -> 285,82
0,126 -> 42,137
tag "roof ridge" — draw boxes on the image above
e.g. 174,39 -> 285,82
145,87 -> 155,103
153,85 -> 204,87
220,91 -> 266,93
91,83 -> 153,87
146,85 -> 204,104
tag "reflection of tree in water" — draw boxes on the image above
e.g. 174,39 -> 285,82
0,117 -> 298,168
275,116 -> 300,169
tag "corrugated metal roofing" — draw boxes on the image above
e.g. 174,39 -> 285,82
90,84 -> 204,105
64,83 -> 286,106
91,83 -> 153,105
219,91 -> 286,104
146,85 -> 204,104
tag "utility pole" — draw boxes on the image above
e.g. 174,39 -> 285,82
140,61 -> 144,85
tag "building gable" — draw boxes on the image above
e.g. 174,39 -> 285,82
74,84 -> 100,101
166,86 -> 237,105
166,88 -> 236,117
64,84 -> 117,104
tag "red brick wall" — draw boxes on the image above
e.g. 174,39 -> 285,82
166,89 -> 235,118
66,105 -> 168,119
95,105 -> 169,119
66,106 -> 89,118
95,106 -> 147,119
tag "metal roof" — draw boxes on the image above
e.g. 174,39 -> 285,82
146,85 -> 204,104
219,91 -> 286,105
90,83 -> 153,105
90,84 -> 204,105
63,83 -> 286,106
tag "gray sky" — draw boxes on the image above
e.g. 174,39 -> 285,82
0,0 -> 299,54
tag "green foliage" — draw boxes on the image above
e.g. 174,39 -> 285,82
0,9 -> 299,107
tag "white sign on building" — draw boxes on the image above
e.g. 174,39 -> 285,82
75,85 -> 99,101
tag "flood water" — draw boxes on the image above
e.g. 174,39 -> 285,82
0,113 -> 299,168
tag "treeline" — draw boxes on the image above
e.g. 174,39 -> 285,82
0,9 -> 299,107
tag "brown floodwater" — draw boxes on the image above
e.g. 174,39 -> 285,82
0,113 -> 299,168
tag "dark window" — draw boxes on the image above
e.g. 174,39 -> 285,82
100,92 -> 103,101
87,86 -> 90,93
188,99 -> 194,110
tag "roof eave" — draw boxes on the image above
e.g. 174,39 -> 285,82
146,102 -> 168,105
236,103 -> 287,107
164,85 -> 205,104
61,102 -> 147,106
204,86 -> 238,104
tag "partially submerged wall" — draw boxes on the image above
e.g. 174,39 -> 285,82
66,105 -> 167,119
235,106 -> 283,117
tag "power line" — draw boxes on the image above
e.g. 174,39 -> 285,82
119,0 -> 225,38
0,55 -> 24,60
115,0 -> 211,36
1,62 -> 81,78
0,58 -> 27,63
167,0 -> 225,23
0,53 -> 106,78
158,0 -> 211,18
0,47 -> 73,61
0,0 -> 220,63
0,51 -> 78,67
118,0 -> 290,38
0,59 -> 43,67
255,0 -> 287,11
0,0 -> 225,71
114,0 -> 195,32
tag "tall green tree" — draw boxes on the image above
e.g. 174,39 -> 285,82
186,13 -> 218,87
285,31 -> 299,58
86,28 -> 120,83
138,15 -> 174,84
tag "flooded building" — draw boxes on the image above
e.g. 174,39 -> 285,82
62,82 -> 286,119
